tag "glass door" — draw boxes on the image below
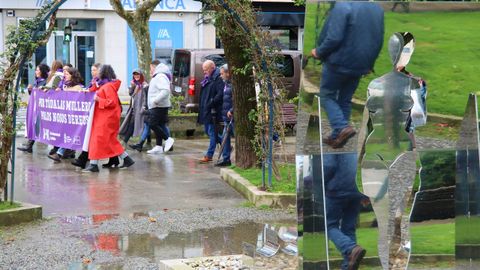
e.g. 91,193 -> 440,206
74,34 -> 95,85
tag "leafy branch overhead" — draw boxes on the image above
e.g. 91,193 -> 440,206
0,0 -> 64,201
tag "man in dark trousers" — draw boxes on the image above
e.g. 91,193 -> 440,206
198,60 -> 224,163
321,153 -> 367,270
311,2 -> 384,148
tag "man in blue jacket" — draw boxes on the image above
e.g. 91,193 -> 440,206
320,153 -> 367,270
198,60 -> 224,162
311,2 -> 384,148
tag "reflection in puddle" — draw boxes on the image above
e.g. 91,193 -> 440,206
67,221 -> 297,269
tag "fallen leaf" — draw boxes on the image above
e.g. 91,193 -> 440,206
148,217 -> 157,223
82,257 -> 92,264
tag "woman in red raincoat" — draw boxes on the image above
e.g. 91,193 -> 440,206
83,65 -> 135,172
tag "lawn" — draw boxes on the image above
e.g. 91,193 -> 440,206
0,202 -> 21,211
303,3 -> 480,117
231,164 -> 296,193
299,221 -> 455,261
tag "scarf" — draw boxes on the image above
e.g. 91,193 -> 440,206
201,75 -> 210,88
34,77 -> 46,88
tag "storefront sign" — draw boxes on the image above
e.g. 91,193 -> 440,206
0,0 -> 202,13
26,89 -> 95,151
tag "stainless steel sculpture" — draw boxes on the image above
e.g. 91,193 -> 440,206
455,94 -> 480,269
362,32 -> 425,269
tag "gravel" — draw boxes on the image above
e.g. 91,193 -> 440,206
0,208 -> 295,270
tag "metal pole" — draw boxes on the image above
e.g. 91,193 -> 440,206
218,0 -> 275,187
9,0 -> 67,203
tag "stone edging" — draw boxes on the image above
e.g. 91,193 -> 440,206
159,255 -> 253,270
0,202 -> 42,226
220,168 -> 296,209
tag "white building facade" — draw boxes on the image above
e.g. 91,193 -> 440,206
0,0 -> 216,96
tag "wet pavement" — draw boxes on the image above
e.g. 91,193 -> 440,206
0,208 -> 296,269
11,138 -> 248,217
1,136 -> 298,269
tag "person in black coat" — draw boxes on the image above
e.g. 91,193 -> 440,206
198,60 -> 224,162
216,64 -> 233,167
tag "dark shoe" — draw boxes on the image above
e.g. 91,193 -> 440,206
71,159 -> 87,169
322,136 -> 335,147
119,156 -> 135,169
215,160 -> 231,167
129,143 -> 143,152
18,143 -> 34,153
62,149 -> 76,159
82,164 -> 99,173
48,153 -> 62,162
49,146 -> 59,156
332,126 -> 356,149
348,245 -> 366,270
102,156 -> 120,168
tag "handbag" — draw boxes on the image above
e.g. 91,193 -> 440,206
410,88 -> 426,127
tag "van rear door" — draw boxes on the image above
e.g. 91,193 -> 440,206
172,50 -> 191,97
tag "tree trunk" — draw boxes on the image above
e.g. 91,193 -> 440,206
219,24 -> 257,169
130,22 -> 153,81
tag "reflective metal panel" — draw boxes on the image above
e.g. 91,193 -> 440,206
456,94 -> 480,269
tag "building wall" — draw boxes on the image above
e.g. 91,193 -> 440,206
0,7 -> 215,96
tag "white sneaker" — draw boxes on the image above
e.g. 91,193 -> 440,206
147,145 -> 164,154
164,137 -> 174,152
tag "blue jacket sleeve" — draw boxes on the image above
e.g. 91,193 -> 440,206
315,4 -> 350,60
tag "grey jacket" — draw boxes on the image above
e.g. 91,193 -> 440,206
147,64 -> 171,109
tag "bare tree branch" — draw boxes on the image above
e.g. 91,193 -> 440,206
38,11 -> 57,46
110,0 -> 134,22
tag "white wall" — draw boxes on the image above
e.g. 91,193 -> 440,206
0,9 -> 216,97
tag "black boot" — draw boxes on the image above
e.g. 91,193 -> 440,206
71,151 -> 89,169
129,141 -> 144,152
18,140 -> 34,153
62,149 -> 76,159
119,156 -> 135,169
82,164 -> 99,173
102,156 -> 120,168
49,146 -> 59,155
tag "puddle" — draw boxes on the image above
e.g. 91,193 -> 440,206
68,221 -> 298,269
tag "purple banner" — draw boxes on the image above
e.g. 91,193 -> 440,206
26,89 -> 95,151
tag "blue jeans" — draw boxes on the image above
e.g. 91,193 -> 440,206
326,196 -> 361,270
319,65 -> 361,138
204,123 -> 219,158
221,121 -> 234,161
140,123 -> 150,142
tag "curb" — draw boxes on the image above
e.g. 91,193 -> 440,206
0,202 -> 42,226
352,98 -> 463,125
159,255 -> 253,270
220,168 -> 296,209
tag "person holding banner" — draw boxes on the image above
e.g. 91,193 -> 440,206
88,63 -> 102,89
43,60 -> 64,90
83,65 -> 135,172
18,63 -> 50,153
48,68 -> 86,162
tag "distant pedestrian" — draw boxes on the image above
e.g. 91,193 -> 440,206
215,64 -> 233,167
120,69 -> 148,144
311,2 -> 384,148
198,60 -> 224,163
145,60 -> 175,154
83,65 -> 134,172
